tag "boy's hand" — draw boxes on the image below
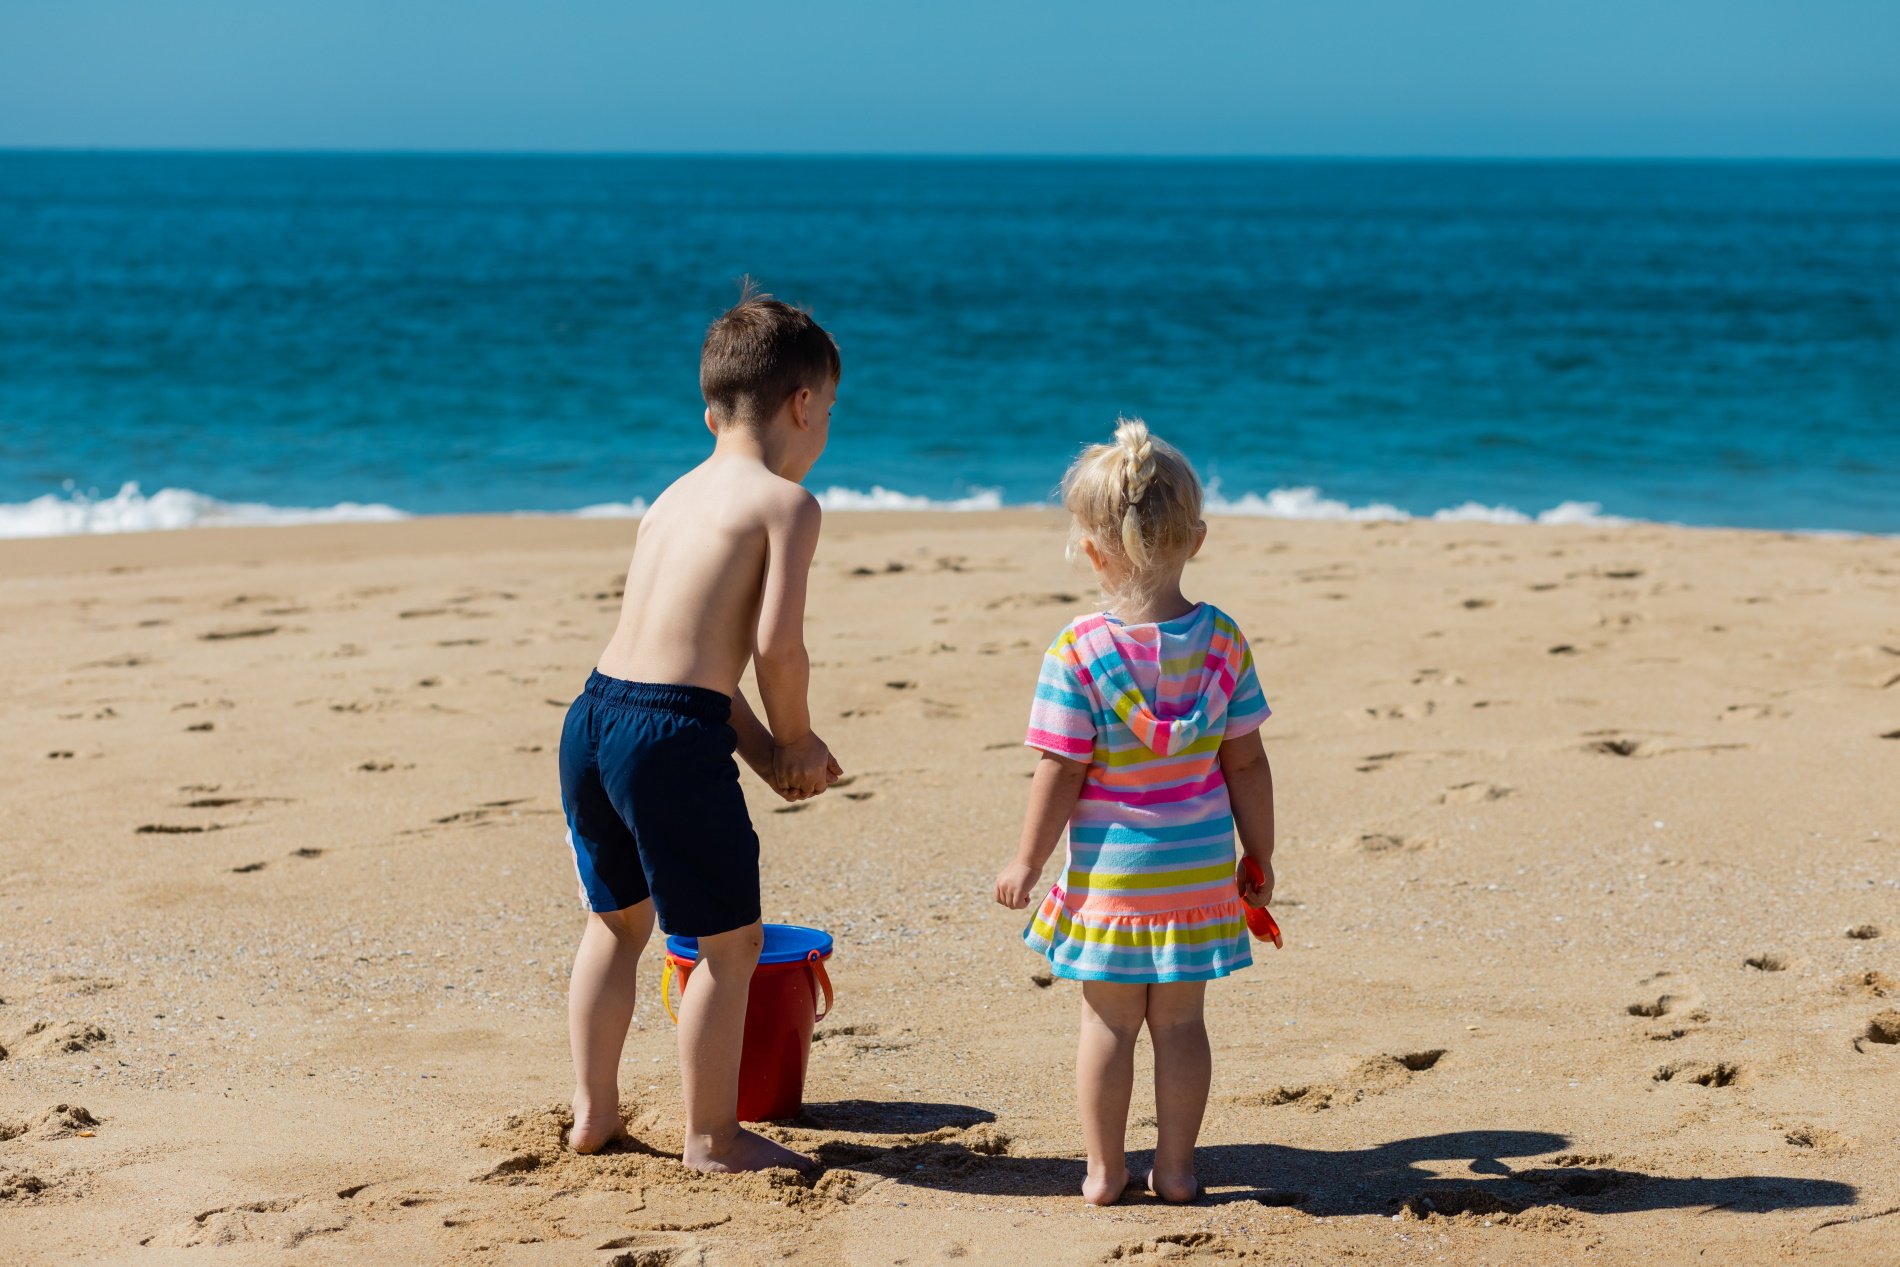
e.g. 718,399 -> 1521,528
768,755 -> 842,804
994,861 -> 1042,910
772,731 -> 839,798
1237,855 -> 1275,907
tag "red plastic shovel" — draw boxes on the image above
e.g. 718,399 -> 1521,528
1239,856 -> 1283,949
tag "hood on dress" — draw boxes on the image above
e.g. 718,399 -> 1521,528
1072,609 -> 1237,757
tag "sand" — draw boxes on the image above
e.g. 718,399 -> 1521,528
1,511 -> 1896,1266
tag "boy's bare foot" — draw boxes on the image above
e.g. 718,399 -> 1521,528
566,1103 -> 627,1154
683,1126 -> 815,1174
1082,1165 -> 1131,1206
1145,1165 -> 1202,1204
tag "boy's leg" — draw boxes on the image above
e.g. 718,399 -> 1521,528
567,900 -> 655,1152
1077,979 -> 1146,1205
1145,979 -> 1210,1202
677,920 -> 813,1172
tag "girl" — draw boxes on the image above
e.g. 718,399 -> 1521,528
994,418 -> 1276,1206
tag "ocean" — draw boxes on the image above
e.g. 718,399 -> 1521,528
2,152 -> 1896,537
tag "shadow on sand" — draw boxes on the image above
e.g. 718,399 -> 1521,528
805,1120 -> 1857,1219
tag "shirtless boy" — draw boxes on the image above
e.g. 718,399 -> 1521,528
559,290 -> 842,1171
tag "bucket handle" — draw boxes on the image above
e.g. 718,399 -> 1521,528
659,952 -> 831,1025
807,950 -> 833,1024
661,956 -> 681,1024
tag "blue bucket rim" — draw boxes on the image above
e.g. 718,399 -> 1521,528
666,923 -> 833,966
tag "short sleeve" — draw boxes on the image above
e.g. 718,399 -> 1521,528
1223,630 -> 1272,739
1025,629 -> 1097,760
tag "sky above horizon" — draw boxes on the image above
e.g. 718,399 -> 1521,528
3,1 -> 1897,158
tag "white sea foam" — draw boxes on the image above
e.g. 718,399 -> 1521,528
1204,482 -> 1627,527
814,485 -> 1005,512
0,481 -> 407,539
0,479 -> 1632,540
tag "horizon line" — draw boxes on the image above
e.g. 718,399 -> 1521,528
3,145 -> 1898,165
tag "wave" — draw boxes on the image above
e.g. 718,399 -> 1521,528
534,485 -> 1006,519
0,482 -> 408,539
0,479 -> 1626,540
1203,483 -> 1626,526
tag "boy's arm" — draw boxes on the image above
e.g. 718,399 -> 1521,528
994,752 -> 1089,908
753,491 -> 834,796
1220,729 -> 1276,905
730,688 -> 788,797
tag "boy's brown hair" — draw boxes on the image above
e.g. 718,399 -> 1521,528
699,284 -> 841,425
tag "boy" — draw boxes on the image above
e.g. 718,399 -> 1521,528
559,288 -> 842,1171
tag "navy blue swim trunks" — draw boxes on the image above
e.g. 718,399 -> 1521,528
558,671 -> 761,936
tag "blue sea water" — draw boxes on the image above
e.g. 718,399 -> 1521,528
2,152 -> 1896,535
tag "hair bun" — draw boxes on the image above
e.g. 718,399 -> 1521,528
1114,417 -> 1157,508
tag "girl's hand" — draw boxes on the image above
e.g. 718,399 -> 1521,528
1237,854 -> 1275,907
994,861 -> 1042,910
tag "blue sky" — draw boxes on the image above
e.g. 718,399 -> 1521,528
3,1 -> 1896,157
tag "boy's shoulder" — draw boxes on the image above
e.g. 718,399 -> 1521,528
663,460 -> 819,528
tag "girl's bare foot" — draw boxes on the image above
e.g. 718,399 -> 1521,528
1146,1165 -> 1201,1204
1082,1164 -> 1131,1206
682,1126 -> 815,1174
566,1100 -> 627,1154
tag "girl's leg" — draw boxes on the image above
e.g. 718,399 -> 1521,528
1077,979 -> 1147,1205
567,900 -> 655,1151
1146,979 -> 1210,1202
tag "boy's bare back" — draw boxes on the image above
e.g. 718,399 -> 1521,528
596,455 -> 818,699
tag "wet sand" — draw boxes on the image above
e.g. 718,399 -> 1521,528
2,512 -> 1896,1265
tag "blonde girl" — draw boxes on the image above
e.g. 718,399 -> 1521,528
994,419 -> 1277,1205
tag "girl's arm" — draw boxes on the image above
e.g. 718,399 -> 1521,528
1220,729 -> 1276,905
995,752 -> 1090,908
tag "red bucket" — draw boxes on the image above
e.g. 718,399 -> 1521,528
660,924 -> 834,1122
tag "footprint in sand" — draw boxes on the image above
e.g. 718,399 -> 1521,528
1837,971 -> 1895,998
1350,832 -> 1433,855
1846,924 -> 1882,940
1626,986 -> 1706,1020
1,1105 -> 98,1143
12,1023 -> 109,1057
147,1195 -> 351,1251
136,823 -> 221,835
429,799 -> 539,828
0,1165 -> 59,1203
1853,1011 -> 1900,1052
1743,954 -> 1790,972
600,1231 -> 707,1265
199,625 -> 281,642
230,862 -> 266,874
983,592 -> 1080,611
1103,1232 -> 1242,1263
46,751 -> 74,760
1653,1060 -> 1747,1088
1365,701 -> 1436,720
1439,781 -> 1511,804
1236,1049 -> 1446,1112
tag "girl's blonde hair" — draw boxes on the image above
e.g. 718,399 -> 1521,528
1062,418 -> 1204,597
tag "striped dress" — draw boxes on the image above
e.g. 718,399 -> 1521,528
1022,602 -> 1271,983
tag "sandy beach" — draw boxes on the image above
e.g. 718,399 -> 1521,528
2,511 -> 1896,1266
